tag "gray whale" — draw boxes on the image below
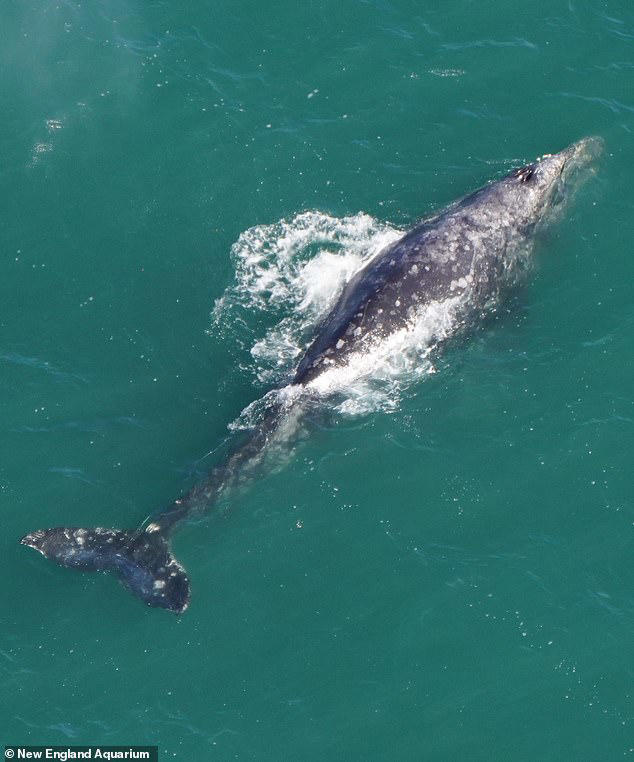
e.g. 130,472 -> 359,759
21,137 -> 602,612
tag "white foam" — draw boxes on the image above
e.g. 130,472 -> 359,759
211,211 -> 401,382
212,210 -> 465,420
306,295 -> 463,415
213,210 -> 399,316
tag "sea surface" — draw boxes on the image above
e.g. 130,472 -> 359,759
2,1 -> 634,759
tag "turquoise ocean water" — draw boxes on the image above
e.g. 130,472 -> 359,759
2,1 -> 634,758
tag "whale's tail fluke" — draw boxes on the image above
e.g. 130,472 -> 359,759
20,526 -> 190,613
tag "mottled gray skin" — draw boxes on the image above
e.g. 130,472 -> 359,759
21,138 -> 601,613
295,137 -> 601,384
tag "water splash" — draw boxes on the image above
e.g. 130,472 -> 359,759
212,210 -> 465,420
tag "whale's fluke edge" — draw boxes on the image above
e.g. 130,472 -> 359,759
21,526 -> 190,613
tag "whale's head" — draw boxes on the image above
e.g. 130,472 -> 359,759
495,136 -> 603,233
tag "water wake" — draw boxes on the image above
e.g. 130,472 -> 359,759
212,210 -> 465,419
